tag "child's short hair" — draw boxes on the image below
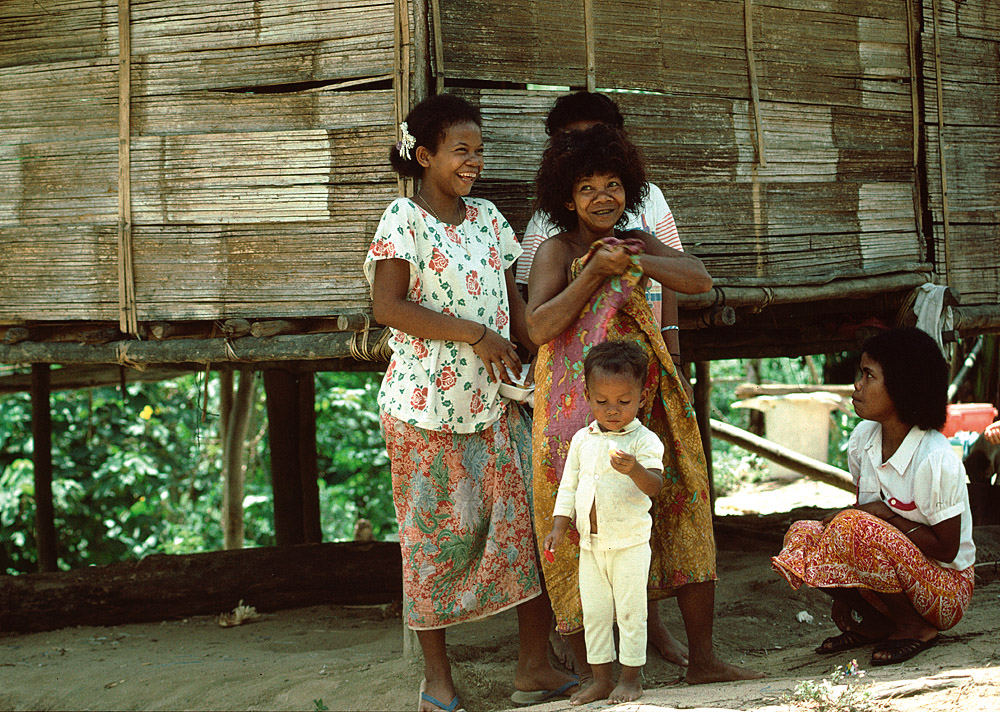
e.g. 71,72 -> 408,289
545,91 -> 625,135
584,341 -> 648,387
534,123 -> 648,233
389,94 -> 482,178
861,327 -> 948,430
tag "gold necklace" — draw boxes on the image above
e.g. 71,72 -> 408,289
415,192 -> 460,225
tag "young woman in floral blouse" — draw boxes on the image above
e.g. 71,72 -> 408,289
364,94 -> 577,712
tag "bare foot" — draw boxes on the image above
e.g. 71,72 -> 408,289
512,664 -> 578,699
570,678 -> 615,706
686,657 -> 764,685
608,677 -> 643,704
648,619 -> 689,667
548,628 -> 586,675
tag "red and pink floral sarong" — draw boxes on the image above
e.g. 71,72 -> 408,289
532,238 -> 715,635
772,509 -> 974,630
381,404 -> 540,630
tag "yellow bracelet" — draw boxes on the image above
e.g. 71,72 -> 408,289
904,524 -> 921,535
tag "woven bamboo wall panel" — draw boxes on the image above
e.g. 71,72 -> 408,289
0,138 -> 118,226
0,60 -> 117,143
439,0 -> 586,86
132,89 -> 395,136
0,0 -> 115,68
128,127 -> 392,224
129,214 -> 392,320
467,87 -> 921,281
920,0 -> 1000,302
0,227 -> 119,321
131,40 -> 393,97
128,0 -> 394,55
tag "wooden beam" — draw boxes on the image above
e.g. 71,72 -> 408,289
116,0 -> 137,335
735,383 -> 854,399
0,365 -> 193,395
0,331 -> 381,366
31,364 -> 58,572
678,272 -> 930,310
710,418 -> 854,493
0,541 -> 402,634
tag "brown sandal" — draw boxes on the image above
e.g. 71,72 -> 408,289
870,637 -> 936,666
815,629 -> 880,655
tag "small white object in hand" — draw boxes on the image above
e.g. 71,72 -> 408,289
796,610 -> 814,624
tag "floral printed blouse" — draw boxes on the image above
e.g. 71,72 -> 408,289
363,197 -> 522,433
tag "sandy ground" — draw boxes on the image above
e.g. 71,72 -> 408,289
1,478 -> 998,712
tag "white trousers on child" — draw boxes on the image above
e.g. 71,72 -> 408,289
579,536 -> 651,667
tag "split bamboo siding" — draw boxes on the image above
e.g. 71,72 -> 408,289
0,0 -> 997,344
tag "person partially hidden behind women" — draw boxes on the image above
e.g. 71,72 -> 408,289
772,327 -> 975,666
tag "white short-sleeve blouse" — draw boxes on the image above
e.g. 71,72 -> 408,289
849,420 -> 975,570
364,197 -> 522,433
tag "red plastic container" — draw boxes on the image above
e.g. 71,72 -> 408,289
941,403 -> 998,437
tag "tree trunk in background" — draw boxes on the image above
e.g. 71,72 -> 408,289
694,361 -> 714,511
263,367 -> 321,546
31,364 -> 57,572
745,359 -> 765,436
222,369 -> 256,550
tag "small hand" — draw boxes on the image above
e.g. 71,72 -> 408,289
985,421 -> 1000,445
543,529 -> 562,556
609,448 -> 638,475
472,328 -> 522,384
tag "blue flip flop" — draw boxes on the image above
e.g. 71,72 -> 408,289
418,679 -> 465,712
420,691 -> 462,712
509,676 -> 580,706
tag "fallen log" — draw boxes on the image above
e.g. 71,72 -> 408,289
710,418 -> 855,492
0,541 -> 401,633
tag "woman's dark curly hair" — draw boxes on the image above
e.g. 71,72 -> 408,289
389,94 -> 482,178
545,91 -> 625,135
534,123 -> 648,233
861,327 -> 948,430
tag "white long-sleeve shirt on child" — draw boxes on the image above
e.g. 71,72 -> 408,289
553,418 -> 665,550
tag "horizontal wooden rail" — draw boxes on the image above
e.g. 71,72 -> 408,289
710,417 -> 854,493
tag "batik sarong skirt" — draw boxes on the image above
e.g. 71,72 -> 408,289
771,509 -> 973,630
381,404 -> 540,630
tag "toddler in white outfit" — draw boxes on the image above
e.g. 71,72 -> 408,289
544,341 -> 664,704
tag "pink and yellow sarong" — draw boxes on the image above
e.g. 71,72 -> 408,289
772,509 -> 974,630
382,404 -> 540,630
532,238 -> 716,635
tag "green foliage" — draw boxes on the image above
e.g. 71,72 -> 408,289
0,368 -> 395,574
313,371 -> 394,542
787,660 -> 873,712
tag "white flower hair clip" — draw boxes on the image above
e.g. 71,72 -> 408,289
397,122 -> 417,160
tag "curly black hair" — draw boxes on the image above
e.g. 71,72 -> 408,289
389,94 -> 482,178
534,123 -> 648,233
861,327 -> 948,430
584,340 -> 648,388
544,91 -> 625,135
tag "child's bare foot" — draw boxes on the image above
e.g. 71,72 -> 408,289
608,677 -> 643,703
686,656 -> 764,685
570,678 -> 615,705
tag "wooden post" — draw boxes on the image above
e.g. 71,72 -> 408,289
263,367 -> 320,547
31,364 -> 57,572
693,361 -> 714,512
297,372 -> 322,544
222,368 -> 257,550
264,369 -> 305,546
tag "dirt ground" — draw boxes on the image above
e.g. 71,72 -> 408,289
1,478 -> 998,712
